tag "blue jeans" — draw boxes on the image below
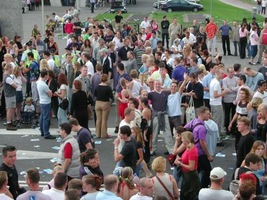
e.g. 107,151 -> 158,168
39,103 -> 51,137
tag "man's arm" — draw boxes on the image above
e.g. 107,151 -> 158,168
199,139 -> 213,161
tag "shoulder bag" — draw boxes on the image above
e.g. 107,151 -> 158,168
156,176 -> 176,200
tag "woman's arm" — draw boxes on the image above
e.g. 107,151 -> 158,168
54,42 -> 59,54
136,147 -> 144,166
181,160 -> 195,171
228,112 -> 239,131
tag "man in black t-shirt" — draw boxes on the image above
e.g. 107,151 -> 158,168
69,118 -> 94,152
0,146 -> 25,199
114,125 -> 137,172
73,17 -> 83,38
114,11 -> 123,31
236,117 -> 255,168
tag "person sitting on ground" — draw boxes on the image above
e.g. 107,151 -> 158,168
129,177 -> 154,200
117,167 -> 138,200
198,167 -> 234,200
68,179 -> 83,197
65,189 -> 80,200
96,174 -> 122,200
80,174 -> 101,200
42,164 -> 64,191
42,172 -> 68,200
17,168 -> 51,200
0,171 -> 13,199
237,153 -> 263,196
151,156 -> 179,200
237,173 -> 265,200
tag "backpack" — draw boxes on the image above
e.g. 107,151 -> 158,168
229,168 -> 240,195
186,120 -> 203,144
262,29 -> 267,45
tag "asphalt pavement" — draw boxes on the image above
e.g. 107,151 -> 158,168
0,0 -> 266,192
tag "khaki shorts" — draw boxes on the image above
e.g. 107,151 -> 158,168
5,96 -> 16,108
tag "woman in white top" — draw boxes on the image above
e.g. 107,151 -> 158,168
112,31 -> 123,51
81,174 -> 101,200
11,66 -> 26,123
55,73 -> 68,127
249,26 -> 259,65
128,69 -> 142,98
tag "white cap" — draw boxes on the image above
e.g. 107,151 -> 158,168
210,167 -> 227,180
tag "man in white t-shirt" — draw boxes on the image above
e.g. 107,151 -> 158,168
42,173 -> 67,200
253,80 -> 267,104
130,178 -> 154,200
198,167 -> 234,200
118,107 -> 136,152
140,17 -> 151,29
43,51 -> 55,71
209,68 -> 229,145
83,52 -> 94,78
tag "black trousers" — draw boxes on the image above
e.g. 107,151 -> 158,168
91,2 -> 95,13
203,99 -> 210,110
240,37 -> 247,59
198,155 -> 212,188
162,33 -> 169,49
223,102 -> 236,132
222,35 -> 231,55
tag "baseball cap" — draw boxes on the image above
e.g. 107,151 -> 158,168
26,41 -> 33,46
257,79 -> 266,87
65,46 -> 72,51
210,167 -> 227,180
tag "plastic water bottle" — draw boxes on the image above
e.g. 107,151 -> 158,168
133,173 -> 140,187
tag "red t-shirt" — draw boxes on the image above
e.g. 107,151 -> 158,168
145,33 -> 152,40
64,142 -> 73,159
181,145 -> 198,172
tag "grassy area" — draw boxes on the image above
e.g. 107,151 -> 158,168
151,0 -> 264,27
240,0 -> 256,5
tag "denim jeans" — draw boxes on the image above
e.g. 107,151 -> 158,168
39,103 -> 51,137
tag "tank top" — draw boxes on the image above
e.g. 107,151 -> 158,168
236,101 -> 248,116
152,173 -> 174,200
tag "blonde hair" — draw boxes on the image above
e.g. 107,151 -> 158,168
251,97 -> 263,109
181,131 -> 195,148
152,156 -> 166,173
40,59 -> 50,71
12,66 -> 21,77
4,53 -> 12,60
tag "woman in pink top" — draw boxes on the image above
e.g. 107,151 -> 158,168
175,131 -> 200,200
64,19 -> 74,38
239,23 -> 249,59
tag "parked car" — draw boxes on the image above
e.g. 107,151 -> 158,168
160,0 -> 203,12
153,0 -> 200,9
110,1 -> 127,13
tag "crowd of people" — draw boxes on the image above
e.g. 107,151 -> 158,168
2,6 -> 267,199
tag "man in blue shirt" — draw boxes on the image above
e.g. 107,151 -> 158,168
219,20 -> 233,56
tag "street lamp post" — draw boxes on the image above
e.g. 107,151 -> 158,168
210,0 -> 212,16
41,0 -> 45,36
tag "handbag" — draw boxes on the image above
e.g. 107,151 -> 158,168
156,176 -> 176,200
59,98 -> 69,110
168,154 -> 176,166
186,96 -> 195,123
